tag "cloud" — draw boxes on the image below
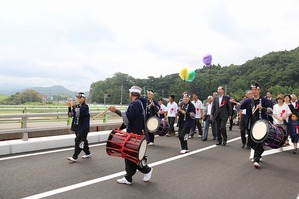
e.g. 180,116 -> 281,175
0,0 -> 299,92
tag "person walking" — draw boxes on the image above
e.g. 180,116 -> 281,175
108,86 -> 153,184
67,92 -> 91,162
211,86 -> 232,146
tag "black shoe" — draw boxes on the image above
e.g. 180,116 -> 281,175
293,150 -> 297,154
202,138 -> 207,141
216,142 -> 221,145
213,137 -> 216,140
222,141 -> 227,146
241,144 -> 245,148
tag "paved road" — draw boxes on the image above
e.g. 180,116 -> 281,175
0,128 -> 298,199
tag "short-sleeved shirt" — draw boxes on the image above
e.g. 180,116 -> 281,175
167,101 -> 178,117
192,100 -> 203,118
273,104 -> 292,124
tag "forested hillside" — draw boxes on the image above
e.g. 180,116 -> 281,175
90,47 -> 299,104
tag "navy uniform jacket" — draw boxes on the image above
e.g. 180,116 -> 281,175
124,98 -> 145,135
240,97 -> 272,130
177,101 -> 196,128
69,102 -> 90,134
145,98 -> 160,120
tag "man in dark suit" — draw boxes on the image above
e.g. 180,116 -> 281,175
211,86 -> 232,146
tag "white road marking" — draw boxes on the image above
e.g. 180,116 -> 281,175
0,143 -> 106,161
23,137 -> 241,199
249,138 -> 294,159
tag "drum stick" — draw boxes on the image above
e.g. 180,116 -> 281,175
252,107 -> 259,115
93,109 -> 109,119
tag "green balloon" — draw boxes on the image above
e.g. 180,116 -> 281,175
186,70 -> 195,82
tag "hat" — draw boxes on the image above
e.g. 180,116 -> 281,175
129,86 -> 142,94
76,92 -> 85,98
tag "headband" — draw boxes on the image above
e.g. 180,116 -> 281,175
147,90 -> 154,95
129,88 -> 141,93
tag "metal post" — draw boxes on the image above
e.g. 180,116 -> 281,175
22,113 -> 29,141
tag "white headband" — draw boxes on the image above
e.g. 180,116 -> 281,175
129,88 -> 141,93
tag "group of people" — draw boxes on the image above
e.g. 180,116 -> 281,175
65,83 -> 299,185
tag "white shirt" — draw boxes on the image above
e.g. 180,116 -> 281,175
291,101 -> 297,108
272,103 -> 292,124
206,103 -> 212,115
166,101 -> 178,117
218,95 -> 223,107
159,104 -> 167,116
192,100 -> 203,118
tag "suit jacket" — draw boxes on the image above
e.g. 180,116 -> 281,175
211,95 -> 232,121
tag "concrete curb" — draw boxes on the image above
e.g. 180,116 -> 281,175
0,131 -> 111,156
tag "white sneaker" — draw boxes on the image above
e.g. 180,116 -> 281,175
143,168 -> 153,182
117,177 -> 132,185
67,157 -> 77,162
253,162 -> 260,168
180,150 -> 187,154
82,154 -> 91,159
148,142 -> 154,146
198,135 -> 202,138
154,135 -> 159,138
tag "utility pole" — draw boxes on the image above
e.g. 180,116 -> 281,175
120,85 -> 123,105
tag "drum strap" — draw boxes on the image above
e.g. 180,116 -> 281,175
251,98 -> 262,119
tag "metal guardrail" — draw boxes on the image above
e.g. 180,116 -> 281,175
0,111 -> 123,141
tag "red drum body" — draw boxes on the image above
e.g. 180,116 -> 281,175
146,117 -> 169,136
251,120 -> 287,149
106,129 -> 147,164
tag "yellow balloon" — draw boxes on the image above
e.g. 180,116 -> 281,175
179,67 -> 188,80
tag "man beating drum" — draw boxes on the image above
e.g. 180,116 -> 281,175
240,83 -> 273,169
108,86 -> 153,185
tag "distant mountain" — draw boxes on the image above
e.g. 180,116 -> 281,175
0,84 -> 27,96
26,85 -> 76,98
0,85 -> 89,98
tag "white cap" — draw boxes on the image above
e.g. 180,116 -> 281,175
129,86 -> 142,94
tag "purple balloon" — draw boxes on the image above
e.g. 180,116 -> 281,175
203,54 -> 212,66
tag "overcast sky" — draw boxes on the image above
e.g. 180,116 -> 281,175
0,0 -> 298,92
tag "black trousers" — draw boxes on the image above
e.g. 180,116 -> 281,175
248,129 -> 264,163
190,118 -> 202,136
240,115 -> 247,145
147,131 -> 155,143
215,116 -> 227,143
124,159 -> 151,182
168,117 -> 176,133
72,131 -> 90,159
253,143 -> 264,163
178,123 -> 192,150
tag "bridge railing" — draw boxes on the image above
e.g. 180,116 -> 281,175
0,111 -> 123,141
